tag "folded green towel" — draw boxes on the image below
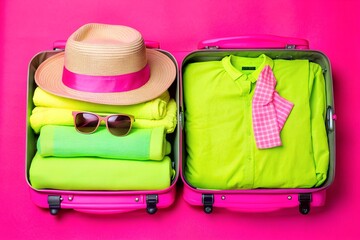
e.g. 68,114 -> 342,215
33,87 -> 170,120
29,153 -> 172,190
37,125 -> 170,160
29,99 -> 177,134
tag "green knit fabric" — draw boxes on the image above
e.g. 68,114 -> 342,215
37,125 -> 170,160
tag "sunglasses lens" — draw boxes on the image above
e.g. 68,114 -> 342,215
107,115 -> 132,136
74,113 -> 99,133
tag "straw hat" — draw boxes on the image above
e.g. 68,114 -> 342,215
35,23 -> 176,105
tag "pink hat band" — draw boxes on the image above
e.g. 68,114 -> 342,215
62,64 -> 150,93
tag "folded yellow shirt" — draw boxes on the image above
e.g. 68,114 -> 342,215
33,87 -> 170,120
29,153 -> 172,190
29,99 -> 177,134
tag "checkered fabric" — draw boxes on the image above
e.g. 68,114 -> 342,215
252,65 -> 294,149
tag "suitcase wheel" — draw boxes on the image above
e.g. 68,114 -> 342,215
204,205 -> 213,214
50,208 -> 60,215
146,206 -> 158,214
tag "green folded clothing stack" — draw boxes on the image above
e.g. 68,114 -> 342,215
37,125 -> 171,160
29,88 -> 177,191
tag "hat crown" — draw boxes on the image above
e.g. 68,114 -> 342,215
64,23 -> 147,76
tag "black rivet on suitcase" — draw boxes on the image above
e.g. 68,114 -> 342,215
47,195 -> 61,215
146,194 -> 158,214
298,193 -> 312,215
202,194 -> 214,214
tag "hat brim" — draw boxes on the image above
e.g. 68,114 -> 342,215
35,49 -> 176,105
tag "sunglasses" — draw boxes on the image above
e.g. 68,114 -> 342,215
72,111 -> 134,136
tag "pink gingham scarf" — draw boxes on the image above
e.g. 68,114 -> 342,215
252,65 -> 294,149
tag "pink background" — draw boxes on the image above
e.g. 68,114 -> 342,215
1,0 -> 360,239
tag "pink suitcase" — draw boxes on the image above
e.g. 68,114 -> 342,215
26,40 -> 180,215
179,35 -> 336,214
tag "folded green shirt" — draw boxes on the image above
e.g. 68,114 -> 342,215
29,153 -> 172,190
37,125 -> 170,160
184,54 -> 329,189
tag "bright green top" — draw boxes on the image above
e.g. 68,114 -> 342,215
184,54 -> 329,189
37,125 -> 170,160
30,153 -> 172,190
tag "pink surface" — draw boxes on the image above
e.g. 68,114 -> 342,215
1,0 -> 360,239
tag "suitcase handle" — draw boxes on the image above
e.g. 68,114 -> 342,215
144,40 -> 160,49
73,207 -> 141,214
198,35 -> 309,50
53,40 -> 67,50
53,40 -> 160,50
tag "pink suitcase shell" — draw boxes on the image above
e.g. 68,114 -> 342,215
26,41 -> 180,215
179,35 -> 336,214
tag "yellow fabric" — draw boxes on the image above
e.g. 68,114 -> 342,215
29,99 -> 177,134
33,87 -> 170,120
184,54 -> 329,189
29,153 -> 172,190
